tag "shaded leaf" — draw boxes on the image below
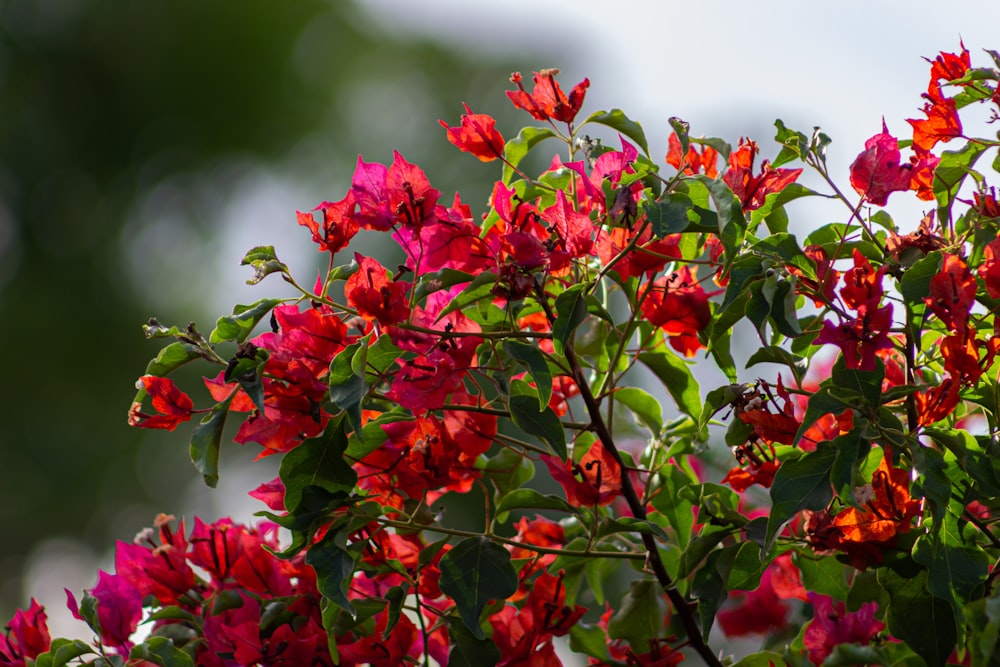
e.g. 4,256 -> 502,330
439,537 -> 518,639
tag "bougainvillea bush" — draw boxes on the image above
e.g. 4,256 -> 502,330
9,43 -> 1000,667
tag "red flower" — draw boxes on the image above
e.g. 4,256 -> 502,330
491,571 -> 586,666
722,138 -> 802,211
717,564 -> 791,637
803,594 -> 885,666
128,375 -> 194,431
849,121 -> 913,206
978,238 -> 1000,299
908,149 -> 940,201
296,195 -> 360,254
67,571 -> 143,653
440,102 -> 505,162
115,516 -> 195,605
908,82 -> 962,152
829,448 -> 921,566
345,253 -> 411,326
666,131 -> 718,177
339,610 -> 419,667
543,441 -> 621,507
925,253 -> 976,334
839,249 -> 886,311
0,599 -> 50,666
640,266 -> 714,357
927,43 -> 971,85
915,376 -> 961,426
507,69 -> 589,123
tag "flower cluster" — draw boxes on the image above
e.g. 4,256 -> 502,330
15,45 -> 1000,667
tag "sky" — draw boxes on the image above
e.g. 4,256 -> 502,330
364,0 -> 998,227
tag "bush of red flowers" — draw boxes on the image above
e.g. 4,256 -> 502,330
8,45 -> 1000,667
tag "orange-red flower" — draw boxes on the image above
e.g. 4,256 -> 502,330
507,69 -> 589,123
722,138 -> 802,211
439,102 -> 505,162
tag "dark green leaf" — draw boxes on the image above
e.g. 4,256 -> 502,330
503,340 -> 553,407
189,393 -> 233,488
745,345 -> 808,386
880,565 -> 956,666
552,284 -> 589,356
280,418 -> 355,513
607,579 -> 665,646
645,193 -> 692,237
439,537 -> 518,639
766,445 -> 836,552
447,616 -> 501,667
328,342 -> 367,433
224,345 -> 269,414
582,108 -> 650,155
307,530 -> 357,619
495,488 -> 573,514
796,554 -> 849,600
129,637 -> 195,667
637,350 -> 701,420
508,394 -> 567,460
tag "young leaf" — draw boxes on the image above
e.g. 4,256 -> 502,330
502,126 -> 558,184
240,245 -> 289,284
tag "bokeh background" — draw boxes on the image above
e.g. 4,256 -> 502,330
2,0 -> 996,644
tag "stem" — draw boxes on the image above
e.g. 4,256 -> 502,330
376,517 -> 644,560
534,282 -> 723,667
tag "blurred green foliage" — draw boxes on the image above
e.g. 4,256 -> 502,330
0,0 -> 543,614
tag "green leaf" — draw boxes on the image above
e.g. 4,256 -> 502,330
447,616 -> 501,667
129,637 -> 195,667
307,529 -> 358,619
552,284 -> 589,356
33,638 -> 95,667
612,387 -> 663,435
645,192 -> 692,237
772,119 -> 810,167
745,345 -> 808,386
730,652 -> 786,667
439,537 -> 519,640
765,445 -> 836,552
328,342 -> 367,432
495,488 -> 573,514
502,126 -> 558,184
880,564 -> 956,666
749,183 -> 819,233
637,350 -> 701,420
966,589 -> 1000,667
912,529 -> 990,630
280,417 -> 355,513
241,245 -> 289,284
224,345 -> 269,414
508,394 -> 567,459
503,340 -> 553,407
795,553 -> 849,600
934,140 -> 988,225
582,108 -> 650,156
143,341 -> 202,378
436,271 -> 498,321
189,393 -> 233,488
607,579 -> 666,647
210,298 -> 284,344
691,174 -> 745,260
